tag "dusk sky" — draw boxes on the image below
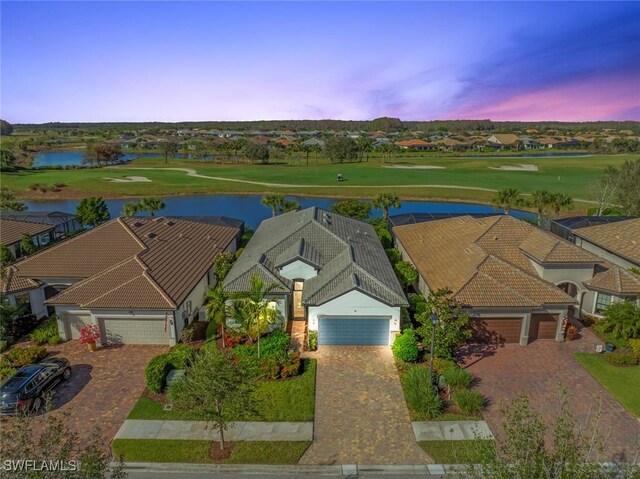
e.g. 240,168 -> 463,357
1,1 -> 639,123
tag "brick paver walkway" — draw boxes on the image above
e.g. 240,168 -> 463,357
44,341 -> 168,449
300,346 -> 429,465
464,327 -> 640,461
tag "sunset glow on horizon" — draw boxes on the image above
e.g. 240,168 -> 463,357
1,1 -> 639,123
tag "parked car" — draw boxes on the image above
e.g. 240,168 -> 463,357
0,358 -> 71,415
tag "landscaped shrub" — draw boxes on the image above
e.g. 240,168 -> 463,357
258,330 -> 291,357
403,366 -> 442,419
205,310 -> 225,340
29,316 -> 61,345
400,307 -> 412,330
603,351 -> 639,367
409,294 -> 427,312
145,354 -> 173,393
392,329 -> 419,362
629,338 -> 640,358
168,344 -> 196,369
427,357 -> 457,376
308,330 -> 318,351
279,351 -> 301,378
442,367 -> 473,391
0,363 -> 17,381
2,346 -> 48,367
453,389 -> 486,416
180,324 -> 197,343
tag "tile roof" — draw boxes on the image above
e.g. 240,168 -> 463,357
573,218 -> 640,265
393,215 -> 590,308
487,133 -> 518,145
0,266 -> 41,294
395,139 -> 431,147
584,266 -> 640,295
224,207 -> 407,307
0,218 -> 55,246
7,217 -> 240,310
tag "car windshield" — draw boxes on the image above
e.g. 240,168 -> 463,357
1,376 -> 27,392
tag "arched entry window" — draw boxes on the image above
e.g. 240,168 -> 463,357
557,282 -> 579,298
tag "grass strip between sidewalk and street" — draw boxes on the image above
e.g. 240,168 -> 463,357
112,439 -> 312,464
419,440 -> 493,464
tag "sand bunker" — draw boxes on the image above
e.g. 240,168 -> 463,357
382,165 -> 446,170
488,164 -> 538,172
103,176 -> 152,183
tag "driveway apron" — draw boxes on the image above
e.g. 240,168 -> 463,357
300,346 -> 429,465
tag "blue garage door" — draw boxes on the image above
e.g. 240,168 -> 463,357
318,317 -> 390,346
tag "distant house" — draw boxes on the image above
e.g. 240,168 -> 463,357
301,138 -> 325,148
0,218 -> 56,260
518,136 -> 542,149
486,133 -> 519,148
1,211 -> 82,239
0,217 -> 243,345
224,208 -> 408,347
393,215 -> 605,345
395,139 -> 435,151
537,137 -> 561,148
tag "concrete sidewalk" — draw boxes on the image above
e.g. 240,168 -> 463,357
412,421 -> 494,441
115,419 -> 313,441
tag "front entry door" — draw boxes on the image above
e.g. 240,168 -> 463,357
293,281 -> 305,319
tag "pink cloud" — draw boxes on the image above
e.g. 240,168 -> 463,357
451,75 -> 640,121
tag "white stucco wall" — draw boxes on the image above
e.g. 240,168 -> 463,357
175,272 -> 210,339
278,260 -> 318,281
307,290 -> 401,345
6,287 -> 47,319
574,237 -> 638,269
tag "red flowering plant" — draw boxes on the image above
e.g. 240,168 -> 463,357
78,324 -> 101,347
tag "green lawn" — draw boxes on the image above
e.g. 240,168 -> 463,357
1,153 -> 630,206
419,440 -> 493,464
573,353 -> 640,417
111,439 -> 311,464
128,359 -> 316,422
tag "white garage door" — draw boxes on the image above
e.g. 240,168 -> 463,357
64,312 -> 92,340
98,317 -> 171,345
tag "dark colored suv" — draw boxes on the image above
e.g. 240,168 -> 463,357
0,358 -> 71,415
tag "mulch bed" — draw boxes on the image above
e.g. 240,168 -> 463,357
142,388 -> 167,403
210,441 -> 234,460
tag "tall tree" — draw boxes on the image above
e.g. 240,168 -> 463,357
373,193 -> 401,221
260,193 -> 299,217
492,188 -> 523,215
0,148 -> 17,171
356,137 -> 374,162
590,166 -> 619,216
20,234 -> 36,256
245,143 -> 270,164
0,187 -> 27,211
158,138 -> 179,164
229,138 -> 248,163
325,137 -> 358,164
139,197 -> 165,216
416,288 -> 472,360
168,346 -> 256,452
229,274 -> 280,358
0,244 -> 15,269
84,142 -> 123,166
527,190 -> 573,227
121,203 -> 140,216
612,159 -> 640,215
331,199 -> 372,221
76,196 -> 110,227
0,119 -> 13,136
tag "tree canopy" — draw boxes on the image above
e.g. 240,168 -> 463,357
325,137 -> 358,163
373,193 -> 401,221
76,196 -> 110,226
0,188 -> 27,211
330,199 -> 372,221
0,119 -> 13,136
245,143 -> 270,164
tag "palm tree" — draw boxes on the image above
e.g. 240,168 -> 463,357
261,193 -> 283,217
373,193 -> 401,221
357,137 -> 374,162
229,274 -> 280,358
121,203 -> 140,216
205,285 -> 229,346
158,139 -> 178,165
492,188 -> 522,215
139,197 -> 165,216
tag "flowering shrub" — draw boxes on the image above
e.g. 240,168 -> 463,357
78,324 -> 100,346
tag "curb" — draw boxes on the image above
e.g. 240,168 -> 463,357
115,462 -> 469,475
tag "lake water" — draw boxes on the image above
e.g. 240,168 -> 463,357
24,195 -> 535,229
32,151 -> 194,168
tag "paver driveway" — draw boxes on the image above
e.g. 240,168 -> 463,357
300,347 -> 428,465
464,327 -> 640,461
44,341 -> 168,449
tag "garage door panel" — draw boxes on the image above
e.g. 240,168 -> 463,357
472,317 -> 522,344
99,317 -> 171,345
318,317 -> 389,346
529,313 -> 558,341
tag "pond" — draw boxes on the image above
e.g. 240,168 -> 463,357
32,151 -> 195,168
24,195 -> 535,229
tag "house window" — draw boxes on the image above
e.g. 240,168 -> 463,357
15,292 -> 32,315
594,293 -> 613,314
